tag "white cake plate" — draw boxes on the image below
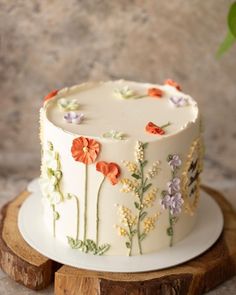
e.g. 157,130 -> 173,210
18,178 -> 224,273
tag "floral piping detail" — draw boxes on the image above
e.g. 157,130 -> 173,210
44,89 -> 58,102
160,154 -> 184,246
40,141 -> 63,237
164,79 -> 181,91
71,137 -> 100,165
117,141 -> 161,256
148,88 -> 163,98
145,121 -> 171,135
68,137 -> 110,255
58,98 -> 80,111
96,161 -> 120,185
64,112 -> 84,124
169,96 -> 189,107
113,86 -> 146,99
102,130 -> 126,140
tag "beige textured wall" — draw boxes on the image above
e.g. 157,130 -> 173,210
0,0 -> 235,182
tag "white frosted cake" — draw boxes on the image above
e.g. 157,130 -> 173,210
39,79 -> 203,256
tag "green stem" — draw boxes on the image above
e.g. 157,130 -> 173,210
75,196 -> 80,241
84,164 -> 88,241
127,224 -> 133,256
137,160 -> 144,255
96,176 -> 106,246
169,210 -> 174,247
52,204 -> 56,237
161,122 -> 171,129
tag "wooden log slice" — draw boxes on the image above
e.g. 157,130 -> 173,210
0,191 -> 60,290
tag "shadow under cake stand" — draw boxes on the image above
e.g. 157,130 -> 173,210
0,182 -> 235,294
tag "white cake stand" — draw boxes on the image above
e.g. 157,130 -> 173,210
18,178 -> 223,273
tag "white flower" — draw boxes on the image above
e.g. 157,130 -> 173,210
48,191 -> 63,204
44,150 -> 58,170
58,98 -> 80,111
113,86 -> 136,99
134,141 -> 144,162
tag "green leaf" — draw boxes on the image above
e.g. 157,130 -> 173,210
131,173 -> 141,180
228,2 -> 236,38
143,183 -> 152,193
125,242 -> 131,249
97,244 -> 110,255
53,211 -> 60,220
54,170 -> 62,180
140,211 -> 147,221
131,229 -> 137,236
142,142 -> 148,149
167,227 -> 173,236
141,160 -> 148,167
217,30 -> 235,57
139,233 -> 147,241
134,201 -> 140,209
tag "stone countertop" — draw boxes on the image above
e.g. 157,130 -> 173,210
0,0 -> 235,294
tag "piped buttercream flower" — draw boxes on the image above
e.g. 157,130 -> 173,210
44,89 -> 58,102
96,161 -> 120,185
71,136 -> 100,165
64,112 -> 84,124
58,98 -> 80,111
167,177 -> 181,194
169,96 -> 189,107
148,88 -> 163,98
145,121 -> 171,135
168,154 -> 182,171
164,79 -> 181,91
170,192 -> 184,215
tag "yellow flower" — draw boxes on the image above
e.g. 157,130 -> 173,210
143,214 -> 159,234
122,161 -> 138,173
143,188 -> 158,208
116,226 -> 128,237
120,178 -> 138,193
118,205 -> 137,227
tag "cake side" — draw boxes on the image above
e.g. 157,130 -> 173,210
40,80 -> 203,256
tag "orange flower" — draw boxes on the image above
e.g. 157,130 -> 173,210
145,122 -> 165,135
71,137 -> 100,165
148,88 -> 163,98
96,161 -> 120,185
44,89 -> 59,102
164,79 -> 181,91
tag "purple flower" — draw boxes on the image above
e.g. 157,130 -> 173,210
63,112 -> 84,124
161,192 -> 184,215
170,192 -> 184,215
160,194 -> 172,210
169,96 -> 189,107
168,154 -> 182,171
167,177 -> 180,194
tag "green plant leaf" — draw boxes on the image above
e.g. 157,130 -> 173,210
140,211 -> 148,221
141,160 -> 148,167
131,173 -> 140,180
142,143 -> 148,149
125,242 -> 131,249
134,201 -> 140,209
228,2 -> 236,37
143,183 -> 152,193
139,233 -> 147,241
217,30 -> 235,57
167,227 -> 173,236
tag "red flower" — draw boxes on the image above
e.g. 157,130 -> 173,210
44,89 -> 59,102
71,137 -> 100,165
96,161 -> 120,185
145,122 -> 165,135
148,87 -> 163,98
164,79 -> 181,91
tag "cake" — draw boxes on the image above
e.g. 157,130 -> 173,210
39,79 -> 203,256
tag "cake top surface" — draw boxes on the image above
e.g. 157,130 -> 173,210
44,80 -> 199,142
